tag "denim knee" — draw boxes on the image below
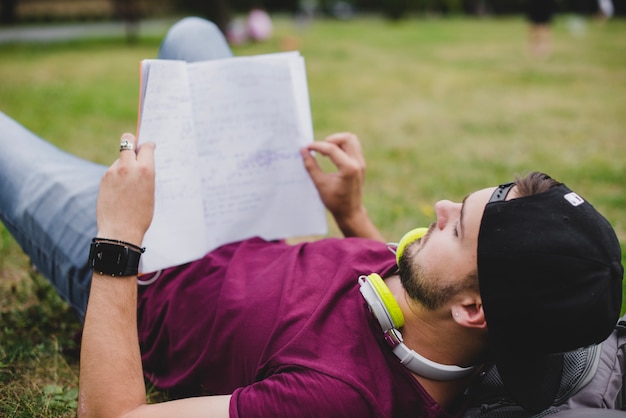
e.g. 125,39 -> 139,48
158,17 -> 233,62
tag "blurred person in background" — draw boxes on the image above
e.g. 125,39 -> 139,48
597,0 -> 614,23
526,0 -> 558,58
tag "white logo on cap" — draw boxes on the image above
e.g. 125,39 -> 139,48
564,192 -> 584,207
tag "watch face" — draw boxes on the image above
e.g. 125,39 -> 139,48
91,242 -> 129,276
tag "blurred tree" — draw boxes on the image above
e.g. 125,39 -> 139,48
383,0 -> 411,20
265,0 -> 299,12
175,0 -> 231,34
0,0 -> 17,24
112,0 -> 141,43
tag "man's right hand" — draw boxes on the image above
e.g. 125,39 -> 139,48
301,132 -> 384,241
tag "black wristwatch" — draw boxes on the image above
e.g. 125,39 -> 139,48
88,238 -> 145,277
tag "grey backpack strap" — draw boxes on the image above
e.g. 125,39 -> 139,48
463,314 -> 626,417
617,318 -> 626,410
560,316 -> 626,411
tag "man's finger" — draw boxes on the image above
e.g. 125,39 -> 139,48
119,133 -> 138,161
300,147 -> 323,182
136,141 -> 156,167
324,133 -> 365,167
307,140 -> 361,174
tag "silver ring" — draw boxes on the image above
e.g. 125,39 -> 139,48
119,140 -> 135,152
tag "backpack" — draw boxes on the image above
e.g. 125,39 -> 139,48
463,315 -> 626,417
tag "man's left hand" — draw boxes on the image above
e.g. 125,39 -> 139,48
95,133 -> 155,247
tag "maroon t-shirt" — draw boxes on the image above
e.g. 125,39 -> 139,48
137,237 -> 459,417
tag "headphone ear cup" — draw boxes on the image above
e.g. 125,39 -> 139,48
367,273 -> 404,329
396,227 -> 428,264
359,275 -> 477,380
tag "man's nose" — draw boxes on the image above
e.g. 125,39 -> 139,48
434,200 -> 461,230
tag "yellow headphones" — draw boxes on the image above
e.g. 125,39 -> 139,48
360,227 -> 428,330
358,227 -> 477,381
395,227 -> 428,265
359,273 -> 404,329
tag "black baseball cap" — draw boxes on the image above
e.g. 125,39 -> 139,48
477,181 -> 623,412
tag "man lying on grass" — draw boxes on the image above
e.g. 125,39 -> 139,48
0,17 -> 622,418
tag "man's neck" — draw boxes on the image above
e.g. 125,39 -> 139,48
384,275 -> 484,408
414,370 -> 478,411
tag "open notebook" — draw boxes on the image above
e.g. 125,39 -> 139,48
136,52 -> 327,273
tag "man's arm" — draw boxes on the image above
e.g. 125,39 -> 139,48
78,133 -> 230,418
301,132 -> 385,242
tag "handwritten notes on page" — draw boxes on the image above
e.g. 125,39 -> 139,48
137,52 -> 327,273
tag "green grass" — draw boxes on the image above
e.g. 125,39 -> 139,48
1,15 -> 625,416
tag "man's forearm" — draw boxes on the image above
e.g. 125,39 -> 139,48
334,205 -> 386,242
78,273 -> 146,417
76,134 -> 233,418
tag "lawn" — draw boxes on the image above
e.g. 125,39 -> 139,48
0,14 -> 625,416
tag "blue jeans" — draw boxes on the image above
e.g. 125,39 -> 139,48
0,17 -> 233,320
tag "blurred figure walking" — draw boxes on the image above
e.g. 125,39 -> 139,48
598,0 -> 614,23
526,0 -> 557,58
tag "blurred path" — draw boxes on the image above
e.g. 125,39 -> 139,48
0,19 -> 174,44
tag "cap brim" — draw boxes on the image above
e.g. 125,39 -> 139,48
496,353 -> 564,413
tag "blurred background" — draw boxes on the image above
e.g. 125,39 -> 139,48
1,0 -> 624,35
1,0 -> 625,21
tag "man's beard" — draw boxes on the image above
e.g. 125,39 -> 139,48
398,239 -> 477,311
399,261 -> 452,311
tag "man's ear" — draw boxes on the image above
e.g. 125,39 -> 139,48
451,295 -> 486,329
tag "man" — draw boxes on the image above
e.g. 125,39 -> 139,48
0,17 -> 622,418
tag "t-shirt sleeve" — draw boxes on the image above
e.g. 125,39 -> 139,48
229,368 -> 378,418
